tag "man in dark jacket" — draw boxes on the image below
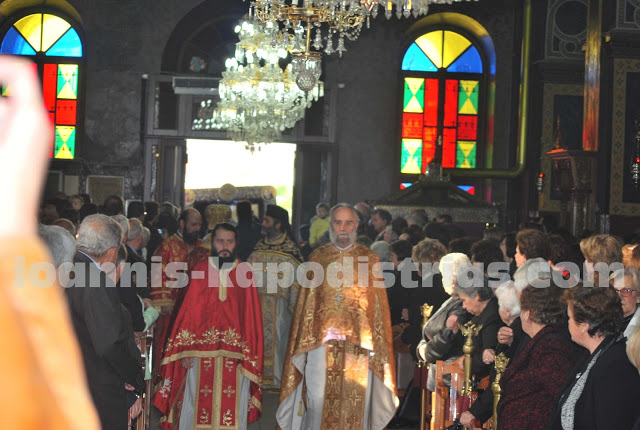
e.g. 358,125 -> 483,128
65,214 -> 144,430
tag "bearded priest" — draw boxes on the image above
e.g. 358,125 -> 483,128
276,203 -> 398,430
150,208 -> 202,381
248,204 -> 304,389
153,223 -> 263,430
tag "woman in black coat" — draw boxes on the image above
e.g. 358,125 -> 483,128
417,258 -> 503,390
549,286 -> 640,430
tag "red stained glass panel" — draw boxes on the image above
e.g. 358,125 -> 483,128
402,113 -> 423,138
43,63 -> 57,112
442,128 -> 457,168
56,99 -> 76,125
458,115 -> 477,140
422,126 -> 438,172
444,80 -> 458,128
424,78 -> 439,127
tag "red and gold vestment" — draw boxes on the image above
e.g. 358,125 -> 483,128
153,259 -> 263,429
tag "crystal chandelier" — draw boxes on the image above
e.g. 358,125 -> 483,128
248,0 -> 437,91
192,17 -> 324,152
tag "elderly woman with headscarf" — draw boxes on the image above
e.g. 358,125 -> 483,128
550,286 -> 640,430
416,253 -> 470,361
415,252 -> 471,391
417,252 -> 470,363
454,277 -> 503,381
417,254 -> 503,391
495,284 -> 578,429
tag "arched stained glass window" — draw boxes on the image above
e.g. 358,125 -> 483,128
1,13 -> 83,160
400,30 -> 484,175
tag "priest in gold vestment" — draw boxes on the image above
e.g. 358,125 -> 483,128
248,204 -> 304,389
276,203 -> 398,430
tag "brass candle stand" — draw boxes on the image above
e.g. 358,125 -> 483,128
492,352 -> 510,429
459,321 -> 482,396
418,303 -> 434,430
421,303 -> 434,328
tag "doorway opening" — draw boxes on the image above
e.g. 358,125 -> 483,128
185,139 -> 296,215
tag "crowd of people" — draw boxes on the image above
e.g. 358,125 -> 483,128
33,194 -> 640,430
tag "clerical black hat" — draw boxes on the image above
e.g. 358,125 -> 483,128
265,204 -> 290,230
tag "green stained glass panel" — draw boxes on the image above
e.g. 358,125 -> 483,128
54,126 -> 75,159
401,139 -> 422,173
403,78 -> 424,113
456,141 -> 476,168
57,64 -> 78,99
458,80 -> 478,115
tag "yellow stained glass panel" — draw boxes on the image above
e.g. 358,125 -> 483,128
459,80 -> 479,114
404,77 -> 424,113
14,14 -> 42,52
42,14 -> 71,52
55,143 -> 73,159
401,139 -> 422,174
443,31 -> 472,69
415,31 -> 443,68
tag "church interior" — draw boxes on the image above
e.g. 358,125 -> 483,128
4,0 -> 637,237
4,0 -> 640,429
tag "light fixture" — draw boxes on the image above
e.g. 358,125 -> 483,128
192,17 -> 324,152
248,0 -> 476,90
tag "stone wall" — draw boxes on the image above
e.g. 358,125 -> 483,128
1,0 -> 522,211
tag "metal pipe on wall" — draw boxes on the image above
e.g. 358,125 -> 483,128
447,0 -> 532,179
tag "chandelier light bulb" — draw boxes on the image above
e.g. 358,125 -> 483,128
200,16 -> 324,150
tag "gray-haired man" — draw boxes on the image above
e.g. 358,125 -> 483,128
65,214 -> 143,430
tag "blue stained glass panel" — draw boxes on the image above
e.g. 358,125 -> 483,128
0,27 -> 36,55
46,28 -> 82,57
402,43 -> 437,72
446,46 -> 483,73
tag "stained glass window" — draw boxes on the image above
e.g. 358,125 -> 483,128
400,30 -> 484,174
458,185 -> 475,195
1,13 -> 82,159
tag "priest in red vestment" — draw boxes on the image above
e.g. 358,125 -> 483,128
153,222 -> 263,430
151,207 -> 202,382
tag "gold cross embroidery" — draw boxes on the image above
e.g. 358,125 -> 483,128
200,385 -> 213,398
223,385 -> 236,399
225,358 -> 234,373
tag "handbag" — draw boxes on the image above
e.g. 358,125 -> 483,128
445,418 -> 465,430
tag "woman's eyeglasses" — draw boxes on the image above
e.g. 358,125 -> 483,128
611,286 -> 638,297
